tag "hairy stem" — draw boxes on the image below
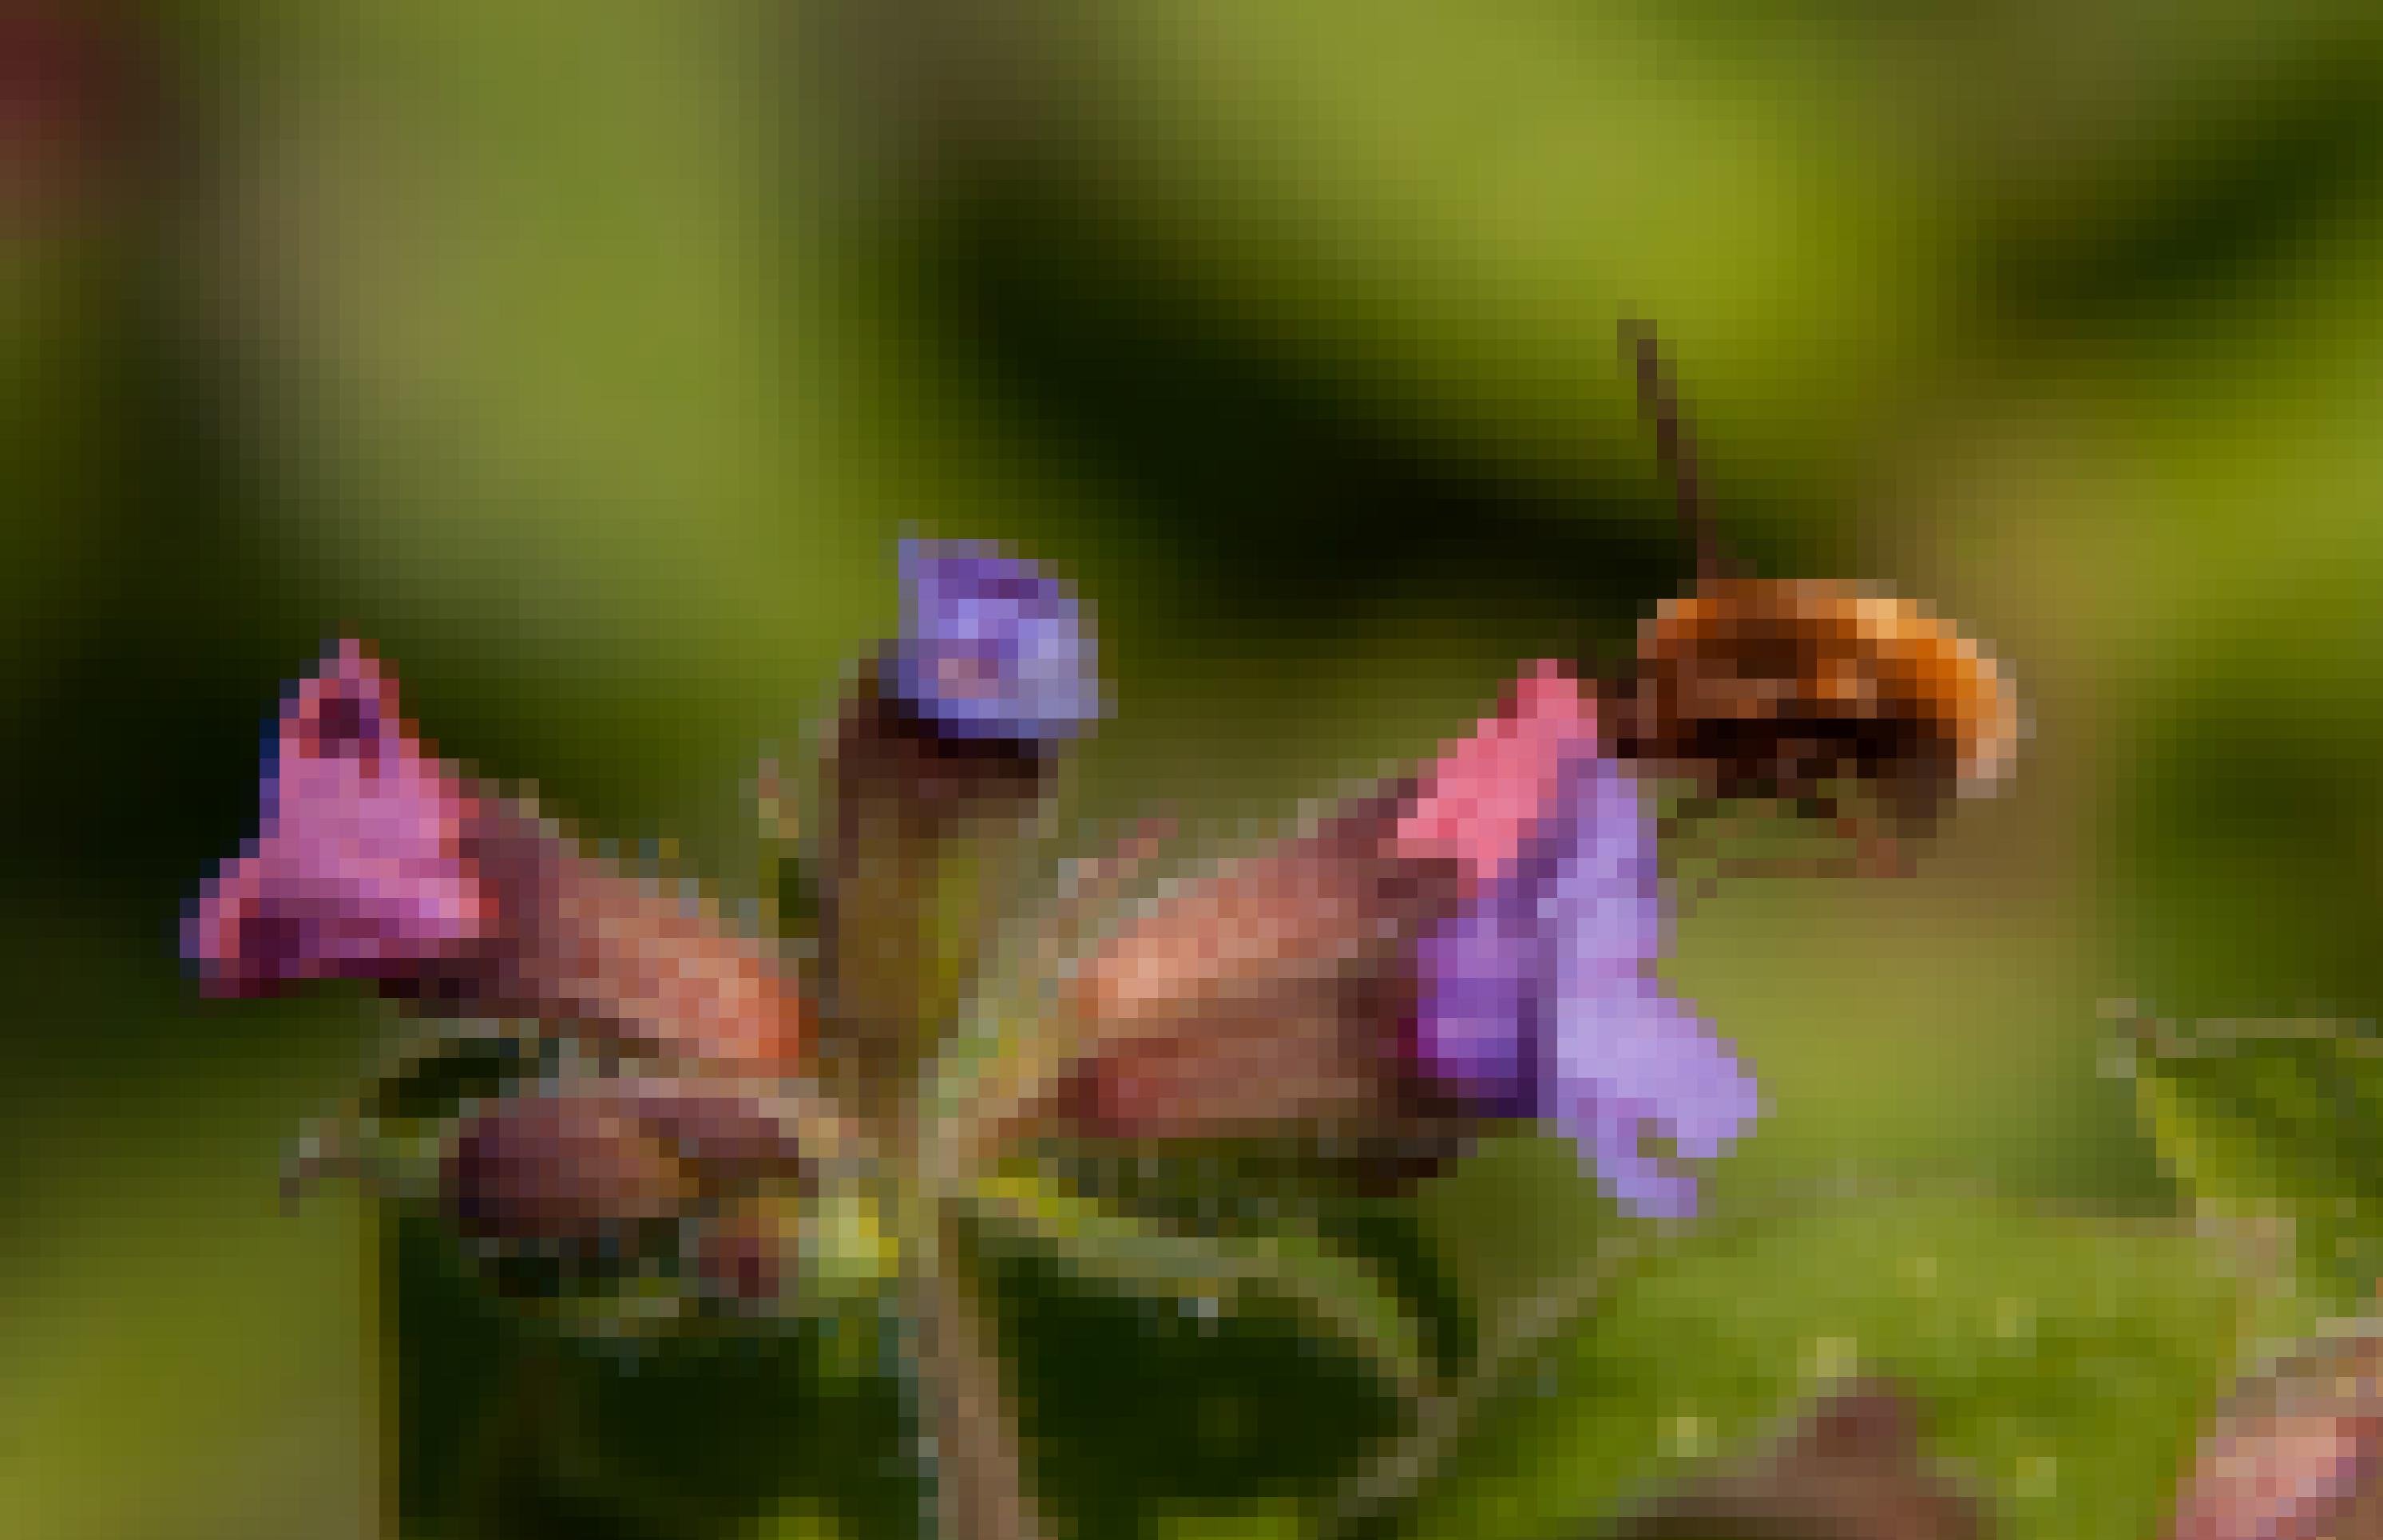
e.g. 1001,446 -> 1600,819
906,1213 -> 1045,1540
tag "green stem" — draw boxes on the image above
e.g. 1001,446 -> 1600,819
1323,1231 -> 1649,1538
904,1209 -> 1045,1540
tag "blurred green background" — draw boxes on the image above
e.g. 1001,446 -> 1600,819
6,2 -> 2381,1536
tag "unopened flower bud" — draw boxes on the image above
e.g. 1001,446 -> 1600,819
882,537 -> 1100,750
439,1079 -> 811,1288
1607,1378 -> 1987,1540
692,1182 -> 900,1316
442,1089 -> 694,1277
819,542 -> 1098,1059
690,1193 -> 801,1308
2168,1328 -> 2383,1540
819,658 -> 1057,1105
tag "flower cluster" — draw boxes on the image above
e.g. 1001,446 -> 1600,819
183,536 -> 1766,1537
189,541 -> 1755,1238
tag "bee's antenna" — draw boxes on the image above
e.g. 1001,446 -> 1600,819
1620,320 -> 1731,588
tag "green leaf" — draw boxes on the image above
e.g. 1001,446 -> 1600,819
1373,1188 -> 2276,1540
2122,1009 -> 2383,1304
392,1213 -> 920,1540
964,1169 -> 1441,1406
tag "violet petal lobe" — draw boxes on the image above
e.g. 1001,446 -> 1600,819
184,640 -> 488,994
1545,977 -> 1759,1219
1532,753 -> 1667,971
1538,758 -> 1759,1217
1408,880 -> 1539,1113
884,538 -> 1100,747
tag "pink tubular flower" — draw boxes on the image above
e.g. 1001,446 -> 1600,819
1405,660 -> 1759,1218
1046,657 -> 1756,1217
1047,661 -> 1597,1144
184,640 -> 807,1071
184,640 -> 490,996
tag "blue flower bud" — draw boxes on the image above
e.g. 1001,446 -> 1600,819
884,539 -> 1101,748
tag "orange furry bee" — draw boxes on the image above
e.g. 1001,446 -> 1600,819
1599,323 -> 2021,860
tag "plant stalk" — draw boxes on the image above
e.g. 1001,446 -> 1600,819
905,1212 -> 1045,1540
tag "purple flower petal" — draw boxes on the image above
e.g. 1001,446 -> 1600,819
884,539 -> 1101,746
1416,748 -> 1759,1219
1544,976 -> 1761,1220
184,640 -> 489,994
1410,887 -> 1540,1112
1535,754 -> 1665,968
